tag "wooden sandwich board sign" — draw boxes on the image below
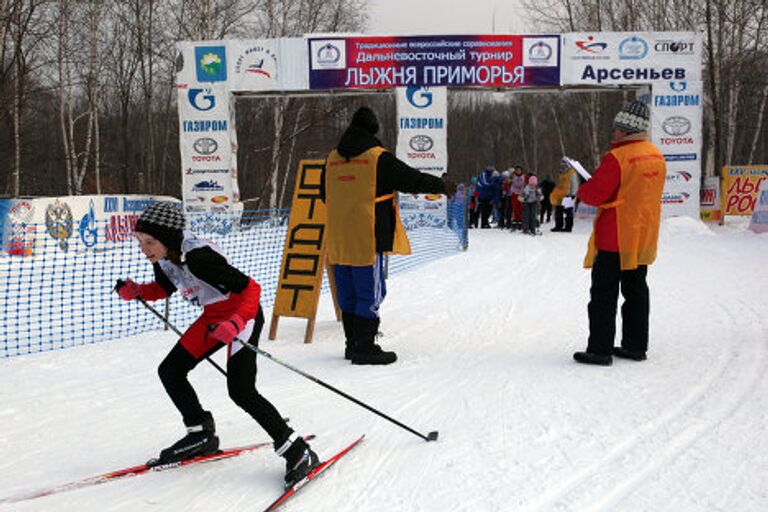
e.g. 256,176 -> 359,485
269,160 -> 340,343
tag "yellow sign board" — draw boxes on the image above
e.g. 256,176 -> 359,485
722,165 -> 768,215
270,160 -> 328,343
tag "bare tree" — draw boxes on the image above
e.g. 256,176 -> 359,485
4,0 -> 41,196
56,0 -> 103,195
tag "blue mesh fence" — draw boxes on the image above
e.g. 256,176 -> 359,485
1,199 -> 467,358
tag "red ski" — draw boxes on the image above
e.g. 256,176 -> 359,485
263,434 -> 365,512
1,435 -> 316,504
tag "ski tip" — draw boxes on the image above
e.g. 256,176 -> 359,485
427,431 -> 439,442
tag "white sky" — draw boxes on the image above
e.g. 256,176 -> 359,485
366,0 -> 528,35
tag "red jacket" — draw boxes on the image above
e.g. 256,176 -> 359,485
577,140 -> 642,252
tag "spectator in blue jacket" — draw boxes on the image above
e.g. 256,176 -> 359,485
476,166 -> 496,228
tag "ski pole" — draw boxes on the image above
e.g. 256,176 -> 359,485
128,295 -> 437,442
115,286 -> 228,378
232,333 -> 439,443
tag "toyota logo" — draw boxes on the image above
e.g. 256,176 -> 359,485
409,135 -> 434,152
193,137 -> 218,155
662,116 -> 691,136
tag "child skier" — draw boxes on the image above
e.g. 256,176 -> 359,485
519,175 -> 544,235
116,201 -> 318,489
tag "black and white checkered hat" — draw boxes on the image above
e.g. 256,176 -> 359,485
135,201 -> 184,251
613,99 -> 650,134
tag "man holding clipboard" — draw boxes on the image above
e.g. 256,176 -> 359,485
572,99 -> 666,366
550,158 -> 582,232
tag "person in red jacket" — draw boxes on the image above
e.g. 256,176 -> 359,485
573,100 -> 666,366
116,201 -> 317,489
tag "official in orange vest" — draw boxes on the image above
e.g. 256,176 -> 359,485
572,99 -> 666,366
550,160 -> 580,232
323,107 -> 448,365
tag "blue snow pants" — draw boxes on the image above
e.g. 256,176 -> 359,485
334,253 -> 386,319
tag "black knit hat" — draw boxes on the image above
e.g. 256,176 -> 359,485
134,201 -> 185,251
350,106 -> 379,135
613,99 -> 650,133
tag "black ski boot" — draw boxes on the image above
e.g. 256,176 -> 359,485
342,311 -> 356,360
149,413 -> 219,466
350,317 -> 397,365
276,432 -> 319,489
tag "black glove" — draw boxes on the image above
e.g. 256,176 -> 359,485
442,177 -> 457,198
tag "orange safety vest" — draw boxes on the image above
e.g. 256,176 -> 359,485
551,168 -> 576,206
325,147 -> 411,266
584,141 -> 666,270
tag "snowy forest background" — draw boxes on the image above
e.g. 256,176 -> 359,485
0,0 -> 766,209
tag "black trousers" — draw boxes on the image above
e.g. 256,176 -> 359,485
539,199 -> 552,223
469,206 -> 479,228
554,205 -> 573,231
479,200 -> 493,228
158,308 -> 290,444
587,251 -> 649,356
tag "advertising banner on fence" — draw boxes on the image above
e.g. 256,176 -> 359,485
722,165 -> 768,215
1,195 -> 177,256
308,34 -> 560,90
748,180 -> 768,233
700,176 -> 721,222
652,80 -> 703,218
561,32 -> 701,85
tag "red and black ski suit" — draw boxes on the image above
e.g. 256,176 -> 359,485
133,237 -> 291,445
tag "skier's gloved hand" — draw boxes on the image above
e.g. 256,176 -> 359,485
209,314 -> 245,344
116,279 -> 142,301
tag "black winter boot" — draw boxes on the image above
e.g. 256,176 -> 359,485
150,412 -> 219,466
573,351 -> 613,366
276,432 -> 319,489
342,311 -> 356,360
612,347 -> 647,361
350,317 -> 397,365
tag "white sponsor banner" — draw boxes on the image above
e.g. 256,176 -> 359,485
652,80 -> 702,218
562,32 -> 702,85
396,86 -> 447,177
176,41 -> 236,214
229,39 -> 280,92
398,193 -> 449,230
396,86 -> 448,218
277,38 -> 310,90
749,181 -> 768,233
2,195 -> 177,255
178,85 -> 235,214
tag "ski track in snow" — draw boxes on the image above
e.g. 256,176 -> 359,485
1,219 -> 767,511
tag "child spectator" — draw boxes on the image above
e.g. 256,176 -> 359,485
508,166 -> 526,230
519,175 -> 544,235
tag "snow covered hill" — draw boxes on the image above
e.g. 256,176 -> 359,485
1,217 -> 766,512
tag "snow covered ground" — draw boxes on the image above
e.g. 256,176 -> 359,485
1,216 -> 767,512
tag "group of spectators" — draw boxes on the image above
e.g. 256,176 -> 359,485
466,160 -> 580,234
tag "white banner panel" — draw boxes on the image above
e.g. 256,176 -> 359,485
396,86 -> 447,176
652,80 -> 703,218
229,39 -> 280,92
562,32 -> 702,85
396,86 -> 448,223
228,38 -> 307,92
176,42 -> 236,213
178,84 -> 236,213
749,181 -> 768,233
